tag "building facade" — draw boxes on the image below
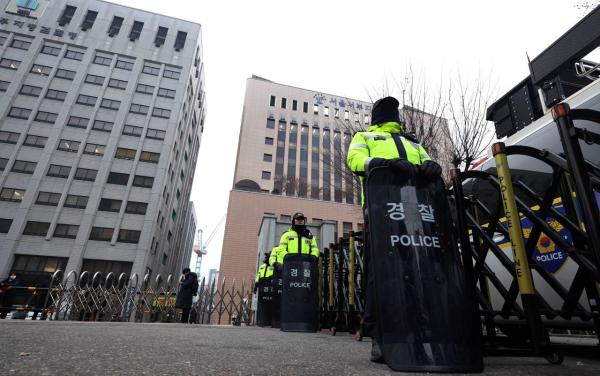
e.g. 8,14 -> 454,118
219,76 -> 370,286
174,201 -> 196,276
0,0 -> 206,284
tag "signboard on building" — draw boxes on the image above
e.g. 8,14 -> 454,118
5,0 -> 49,19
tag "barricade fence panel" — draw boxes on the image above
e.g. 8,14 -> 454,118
0,270 -> 252,325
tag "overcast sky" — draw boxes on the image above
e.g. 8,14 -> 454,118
107,0 -> 589,279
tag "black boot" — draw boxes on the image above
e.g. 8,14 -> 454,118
370,340 -> 385,363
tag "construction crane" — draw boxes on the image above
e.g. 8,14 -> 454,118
193,214 -> 226,276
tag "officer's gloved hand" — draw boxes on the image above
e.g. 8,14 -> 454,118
420,160 -> 442,179
388,158 -> 419,176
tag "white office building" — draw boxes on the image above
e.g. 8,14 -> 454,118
0,0 -> 206,284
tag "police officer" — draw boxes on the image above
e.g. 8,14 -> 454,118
347,96 -> 442,362
255,252 -> 273,290
270,213 -> 319,270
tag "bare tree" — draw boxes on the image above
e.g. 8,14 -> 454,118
447,74 -> 496,171
575,1 -> 599,17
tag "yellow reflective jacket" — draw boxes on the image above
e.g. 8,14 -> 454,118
255,262 -> 273,282
347,121 -> 431,204
271,228 -> 319,264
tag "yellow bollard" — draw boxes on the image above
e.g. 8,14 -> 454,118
348,232 -> 355,306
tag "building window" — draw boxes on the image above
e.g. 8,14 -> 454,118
11,160 -> 37,174
129,103 -> 149,115
133,175 -> 154,188
45,89 -> 67,101
157,88 -> 176,98
344,110 -> 349,121
313,104 -> 319,115
265,137 -> 274,145
108,16 -> 124,36
55,68 -> 76,80
270,95 -> 276,107
0,34 -> 5,46
0,188 -> 25,202
57,139 -> 80,153
0,80 -> 9,92
354,112 -> 360,123
311,126 -> 320,199
163,69 -> 180,80
0,58 -> 20,70
261,171 -> 271,180
322,129 -> 331,201
152,107 -> 171,119
364,114 -> 370,124
281,97 -> 287,109
115,148 -> 136,160
67,116 -> 89,129
64,49 -> 84,61
146,128 -> 166,140
64,194 -> 88,209
19,84 -> 42,97
129,20 -> 144,41
10,38 -> 31,50
8,107 -> 32,120
136,83 -> 154,95
118,229 -> 141,243
98,198 -> 122,212
107,172 -> 129,185
54,224 -> 79,239
74,168 -> 97,182
47,164 -> 71,178
167,231 -> 173,242
263,153 -> 272,162
0,218 -> 13,233
108,78 -> 127,90
36,192 -> 61,206
334,108 -> 340,118
23,135 -> 47,148
93,54 -> 112,66
23,221 -> 50,236
125,201 -> 147,215
0,131 -> 20,144
154,26 -> 168,47
142,65 -> 160,76
100,98 -> 120,110
89,227 -> 113,241
140,151 -> 160,163
171,210 -> 177,220
31,64 -> 52,75
292,100 -> 298,111
174,31 -> 187,51
58,5 -> 77,26
84,143 -> 105,156
81,10 -> 98,31
266,117 -> 275,129
76,94 -> 97,106
343,222 -> 353,236
35,111 -> 58,124
0,158 -> 7,171
115,60 -> 134,71
92,120 -> 113,132
85,74 -> 105,85
324,106 -> 330,117
122,125 -> 143,137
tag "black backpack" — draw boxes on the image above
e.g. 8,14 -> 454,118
191,275 -> 199,295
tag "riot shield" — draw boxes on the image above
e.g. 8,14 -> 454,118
365,166 -> 483,372
256,277 -> 272,327
270,270 -> 283,328
280,253 -> 319,332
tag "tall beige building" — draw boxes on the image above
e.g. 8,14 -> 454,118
219,76 -> 371,284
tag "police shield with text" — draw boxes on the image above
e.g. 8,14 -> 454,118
272,212 -> 320,332
347,97 -> 482,372
255,252 -> 273,327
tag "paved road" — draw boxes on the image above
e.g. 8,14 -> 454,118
0,321 -> 599,375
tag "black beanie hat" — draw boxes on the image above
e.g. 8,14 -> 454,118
371,96 -> 401,125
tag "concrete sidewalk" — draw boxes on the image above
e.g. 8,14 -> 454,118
0,321 -> 598,375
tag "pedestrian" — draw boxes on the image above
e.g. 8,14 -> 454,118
175,268 -> 198,323
346,96 -> 442,363
0,272 -> 18,319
